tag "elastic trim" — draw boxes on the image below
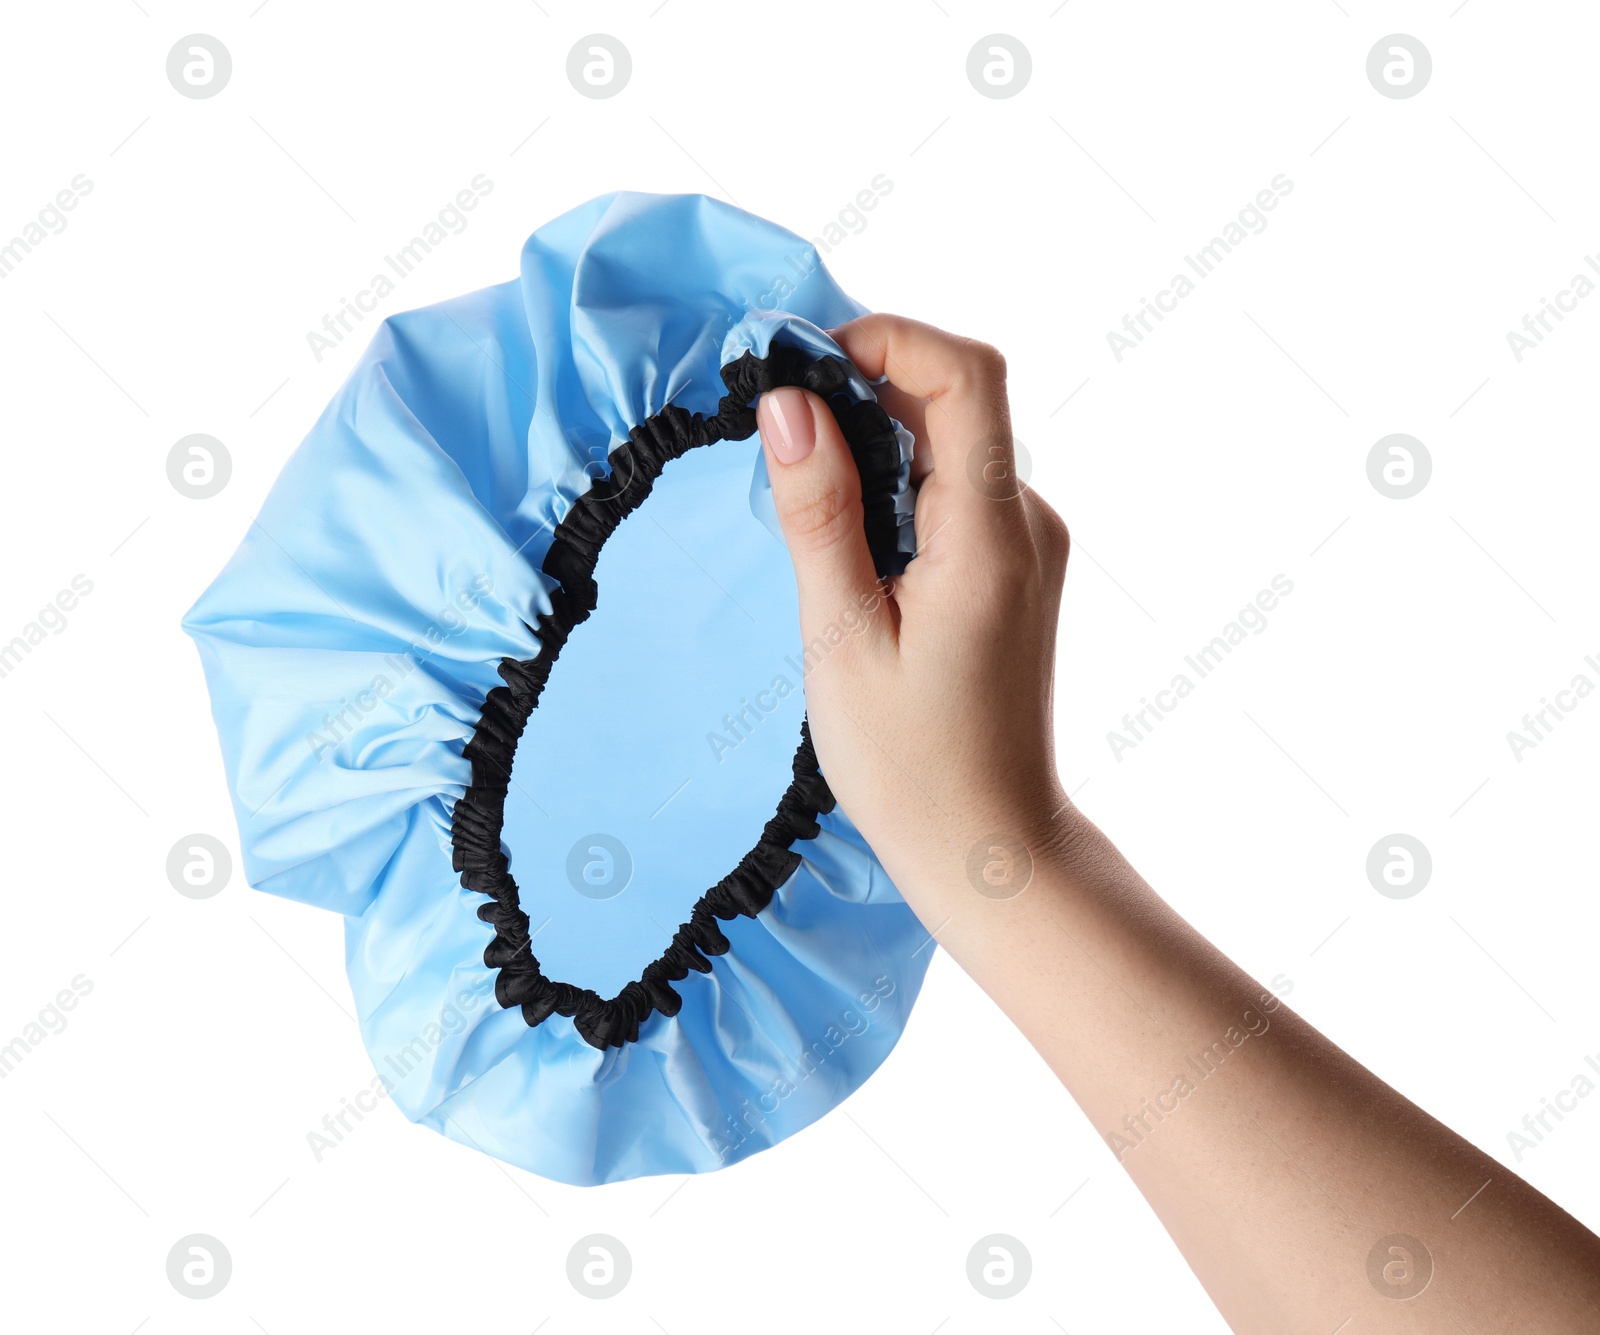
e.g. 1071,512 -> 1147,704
451,348 -> 903,1049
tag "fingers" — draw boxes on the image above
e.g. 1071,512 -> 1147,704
756,386 -> 894,654
829,313 -> 1020,530
829,312 -> 989,392
869,381 -> 933,486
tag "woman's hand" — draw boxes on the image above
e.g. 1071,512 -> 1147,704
754,313 -> 1072,901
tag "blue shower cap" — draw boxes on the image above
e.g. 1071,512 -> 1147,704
183,192 -> 930,1184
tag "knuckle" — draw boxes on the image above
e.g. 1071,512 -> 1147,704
967,339 -> 1008,382
1046,510 -> 1071,566
1051,526 -> 1071,581
949,339 -> 1009,400
1028,494 -> 1071,573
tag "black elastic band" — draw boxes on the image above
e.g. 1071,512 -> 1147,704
451,348 -> 906,1049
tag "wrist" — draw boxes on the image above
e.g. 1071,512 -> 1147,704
869,771 -> 1078,918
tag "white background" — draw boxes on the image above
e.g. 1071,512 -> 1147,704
2,2 -> 1596,1331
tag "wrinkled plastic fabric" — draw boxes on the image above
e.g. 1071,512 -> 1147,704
182,192 -> 931,1185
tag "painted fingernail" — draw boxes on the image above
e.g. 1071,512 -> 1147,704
757,386 -> 815,464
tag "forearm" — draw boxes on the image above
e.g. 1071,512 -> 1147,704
896,803 -> 1600,1333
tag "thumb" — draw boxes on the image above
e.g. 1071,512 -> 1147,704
756,385 -> 888,645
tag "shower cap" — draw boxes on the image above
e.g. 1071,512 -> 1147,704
183,192 -> 931,1184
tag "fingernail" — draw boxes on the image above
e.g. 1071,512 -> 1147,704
758,387 -> 815,465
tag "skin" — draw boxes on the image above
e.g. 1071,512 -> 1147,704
752,313 -> 1600,1335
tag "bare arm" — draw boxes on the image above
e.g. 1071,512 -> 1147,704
753,313 -> 1600,1334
